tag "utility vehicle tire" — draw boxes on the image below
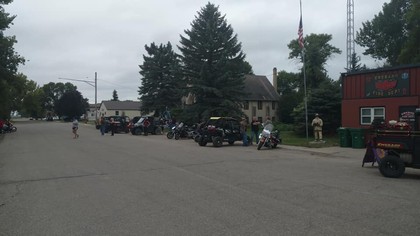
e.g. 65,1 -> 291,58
257,139 -> 264,150
198,137 -> 207,146
194,135 -> 201,143
228,140 -> 235,145
167,132 -> 174,139
379,155 -> 405,178
134,128 -> 142,135
155,127 -> 162,135
212,136 -> 223,147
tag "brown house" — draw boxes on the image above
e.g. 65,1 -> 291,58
341,64 -> 420,128
242,72 -> 280,122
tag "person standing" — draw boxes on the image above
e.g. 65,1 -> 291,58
110,118 -> 115,136
72,117 -> 79,139
99,115 -> 105,135
240,117 -> 249,146
250,117 -> 260,145
311,113 -> 323,141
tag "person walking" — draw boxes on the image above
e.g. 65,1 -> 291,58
72,117 -> 79,139
99,115 -> 105,135
110,118 -> 115,136
250,117 -> 260,145
311,113 -> 323,141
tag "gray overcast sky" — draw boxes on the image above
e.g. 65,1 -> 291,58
4,0 -> 388,103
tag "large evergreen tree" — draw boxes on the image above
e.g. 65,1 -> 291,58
138,42 -> 182,116
112,89 -> 119,101
0,0 -> 25,118
178,3 -> 250,120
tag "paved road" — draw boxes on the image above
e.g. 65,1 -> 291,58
1,121 -> 419,235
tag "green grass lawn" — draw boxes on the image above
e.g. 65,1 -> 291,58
256,130 -> 340,148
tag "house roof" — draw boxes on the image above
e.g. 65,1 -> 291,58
244,75 -> 280,101
102,100 -> 141,110
89,104 -> 100,109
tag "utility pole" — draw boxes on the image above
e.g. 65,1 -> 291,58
58,72 -> 98,121
347,0 -> 355,71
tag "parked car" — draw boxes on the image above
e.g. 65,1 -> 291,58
197,117 -> 243,147
105,116 -> 130,133
131,116 -> 162,135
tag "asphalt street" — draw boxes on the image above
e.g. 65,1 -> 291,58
1,121 -> 419,235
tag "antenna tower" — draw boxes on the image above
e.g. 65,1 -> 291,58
347,0 -> 355,71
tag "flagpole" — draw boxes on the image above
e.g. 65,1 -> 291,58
300,0 -> 309,141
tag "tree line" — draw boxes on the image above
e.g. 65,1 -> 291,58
1,0 -> 419,134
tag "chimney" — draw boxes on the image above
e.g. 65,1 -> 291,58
273,67 -> 278,94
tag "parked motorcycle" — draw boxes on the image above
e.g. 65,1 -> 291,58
257,124 -> 281,150
1,121 -> 17,133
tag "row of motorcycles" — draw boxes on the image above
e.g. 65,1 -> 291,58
0,120 -> 17,134
166,122 -> 199,140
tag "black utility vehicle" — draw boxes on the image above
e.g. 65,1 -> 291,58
131,116 -> 162,135
105,116 -> 130,133
365,108 -> 420,178
197,117 -> 243,147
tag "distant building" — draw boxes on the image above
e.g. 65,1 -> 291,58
341,64 -> 420,128
242,71 -> 280,122
86,103 -> 100,121
182,68 -> 280,122
98,100 -> 143,119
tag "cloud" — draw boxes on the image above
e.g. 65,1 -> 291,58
4,0 -> 389,103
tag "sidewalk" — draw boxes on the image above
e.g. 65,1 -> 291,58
280,144 -> 366,159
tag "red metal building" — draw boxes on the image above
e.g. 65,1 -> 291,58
341,64 -> 420,128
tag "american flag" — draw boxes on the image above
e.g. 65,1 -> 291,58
298,15 -> 304,49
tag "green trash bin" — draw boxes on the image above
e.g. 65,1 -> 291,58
337,127 -> 352,147
349,128 -> 366,148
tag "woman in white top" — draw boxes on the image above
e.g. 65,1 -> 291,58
72,117 -> 79,139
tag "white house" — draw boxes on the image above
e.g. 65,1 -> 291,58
98,100 -> 142,119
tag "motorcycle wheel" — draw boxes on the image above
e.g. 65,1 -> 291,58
167,132 -> 174,139
198,137 -> 207,146
134,128 -> 142,135
271,143 -> 277,148
175,133 -> 180,140
194,135 -> 201,143
257,138 -> 264,150
11,127 -> 17,132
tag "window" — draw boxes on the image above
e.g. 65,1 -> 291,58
258,101 -> 263,110
360,107 -> 385,125
115,111 -> 119,116
243,101 -> 249,110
